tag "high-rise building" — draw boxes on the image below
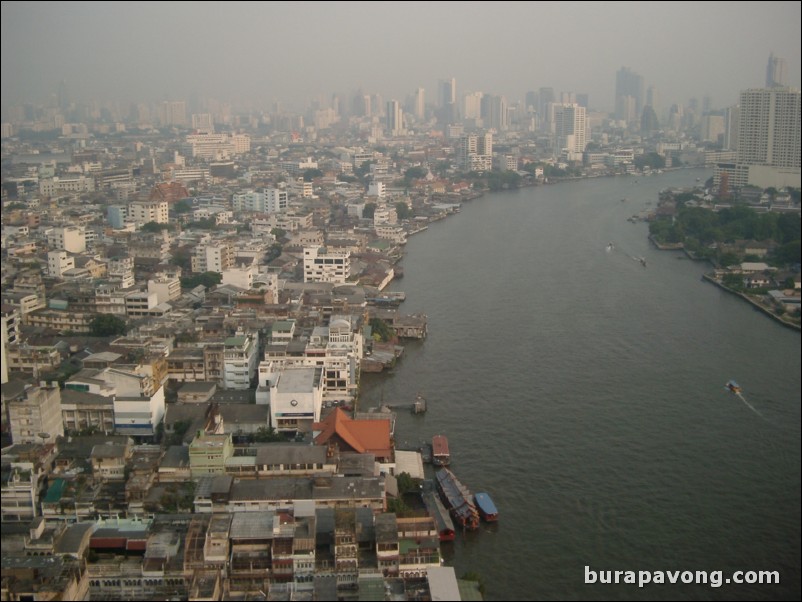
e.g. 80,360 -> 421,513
615,67 -> 644,123
715,87 -> 800,188
414,88 -> 425,120
440,78 -> 456,107
737,88 -> 800,168
386,100 -> 404,136
724,105 -> 740,151
554,104 -> 587,159
439,78 -> 457,124
481,95 -> 508,131
463,92 -> 483,121
766,53 -> 787,87
538,87 -> 555,132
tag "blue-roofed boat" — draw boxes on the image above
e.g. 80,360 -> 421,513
726,380 -> 742,394
474,492 -> 498,522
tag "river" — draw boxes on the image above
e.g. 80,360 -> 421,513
359,169 -> 801,600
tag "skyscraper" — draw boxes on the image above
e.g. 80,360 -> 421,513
439,78 -> 457,124
414,88 -> 425,120
439,78 -> 456,107
554,104 -> 587,159
766,53 -> 787,87
716,87 -> 800,188
386,100 -> 404,136
615,67 -> 644,123
737,88 -> 799,168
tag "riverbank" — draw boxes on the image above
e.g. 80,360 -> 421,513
702,274 -> 801,332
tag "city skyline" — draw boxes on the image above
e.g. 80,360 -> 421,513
2,1 -> 800,114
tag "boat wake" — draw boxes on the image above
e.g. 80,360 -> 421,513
734,391 -> 766,419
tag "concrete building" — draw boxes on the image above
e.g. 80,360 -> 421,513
303,247 -> 351,284
267,367 -> 324,432
192,242 -> 234,274
222,333 -> 259,390
5,382 -> 64,444
128,199 -> 168,224
554,103 -> 587,160
47,225 -> 86,253
716,87 -> 801,189
47,250 -> 75,278
232,188 -> 288,213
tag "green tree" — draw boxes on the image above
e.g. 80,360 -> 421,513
370,318 -> 394,342
722,273 -> 745,291
173,199 -> 193,213
89,314 -> 128,337
363,203 -> 376,219
140,221 -> 170,233
181,271 -> 222,290
303,168 -> 323,182
404,166 -> 427,181
395,201 -> 412,221
396,472 -> 419,495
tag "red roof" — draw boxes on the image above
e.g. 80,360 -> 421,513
313,408 -> 392,459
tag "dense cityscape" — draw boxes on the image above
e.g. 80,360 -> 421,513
1,3 -> 800,599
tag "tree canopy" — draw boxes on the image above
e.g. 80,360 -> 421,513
89,314 -> 128,337
181,271 -> 222,290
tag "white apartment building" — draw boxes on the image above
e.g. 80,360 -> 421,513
185,132 -> 251,159
47,250 -> 75,278
1,306 -> 21,384
257,315 -> 363,402
221,264 -> 257,290
6,382 -> 64,445
223,333 -> 259,390
39,175 -> 95,196
147,277 -> 182,304
457,132 -> 493,172
192,242 -> 234,274
233,188 -> 288,213
724,87 -> 801,188
66,366 -> 165,437
107,256 -> 135,288
303,247 -> 350,284
554,103 -> 587,159
47,225 -> 86,253
128,199 -> 168,224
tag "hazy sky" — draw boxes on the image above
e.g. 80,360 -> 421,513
2,1 -> 800,113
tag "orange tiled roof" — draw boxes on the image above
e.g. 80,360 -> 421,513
313,408 -> 392,457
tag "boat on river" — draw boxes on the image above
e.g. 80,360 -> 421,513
422,481 -> 456,541
474,492 -> 499,522
436,468 -> 479,531
432,435 -> 450,466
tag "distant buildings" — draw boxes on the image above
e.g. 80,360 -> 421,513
615,66 -> 644,124
766,52 -> 788,88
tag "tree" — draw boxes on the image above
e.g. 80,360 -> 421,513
89,314 -> 127,337
395,201 -> 412,221
363,203 -> 376,219
404,166 -> 427,181
303,168 -> 323,182
722,273 -> 744,291
173,199 -> 193,213
370,318 -> 394,342
140,221 -> 170,233
181,271 -> 222,290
